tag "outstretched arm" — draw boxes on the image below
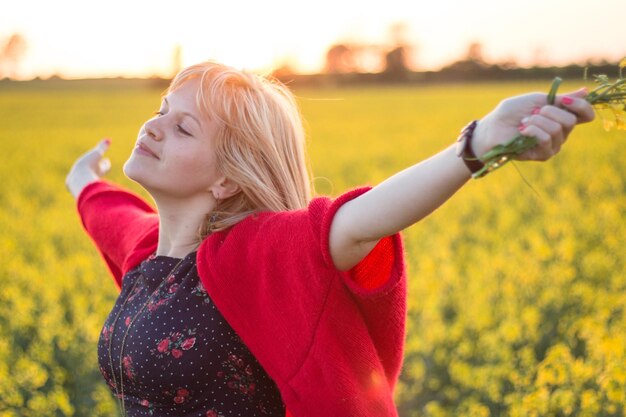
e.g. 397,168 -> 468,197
66,139 -> 159,285
329,89 -> 595,271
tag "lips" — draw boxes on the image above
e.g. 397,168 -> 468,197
135,142 -> 160,159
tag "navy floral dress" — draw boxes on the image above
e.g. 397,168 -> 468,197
97,252 -> 285,417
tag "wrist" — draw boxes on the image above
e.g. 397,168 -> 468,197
66,170 -> 100,199
455,120 -> 485,176
469,118 -> 493,158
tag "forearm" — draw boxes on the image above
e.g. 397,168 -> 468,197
331,144 -> 470,270
66,170 -> 101,199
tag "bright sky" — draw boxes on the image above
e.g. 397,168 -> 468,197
1,0 -> 625,79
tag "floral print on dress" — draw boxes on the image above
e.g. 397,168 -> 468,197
139,398 -> 155,415
101,324 -> 114,343
191,280 -> 211,304
147,274 -> 179,312
153,328 -> 197,359
122,355 -> 137,381
206,409 -> 225,417
217,353 -> 257,398
127,280 -> 143,302
163,387 -> 191,405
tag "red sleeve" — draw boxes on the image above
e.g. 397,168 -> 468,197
316,187 -> 404,295
349,237 -> 395,290
77,180 -> 159,288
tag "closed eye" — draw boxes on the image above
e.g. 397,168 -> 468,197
177,125 -> 192,136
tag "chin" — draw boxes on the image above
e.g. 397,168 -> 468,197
123,158 -> 170,197
123,157 -> 147,186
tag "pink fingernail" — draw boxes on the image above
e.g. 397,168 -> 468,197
562,96 -> 574,105
104,138 -> 111,145
532,107 -> 541,115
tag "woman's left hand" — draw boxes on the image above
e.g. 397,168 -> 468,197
472,88 -> 595,161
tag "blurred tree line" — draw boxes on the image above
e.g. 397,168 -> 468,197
272,26 -> 622,87
274,42 -> 621,87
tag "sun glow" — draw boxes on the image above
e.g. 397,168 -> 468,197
2,0 -> 625,80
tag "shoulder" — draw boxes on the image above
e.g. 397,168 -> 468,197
201,187 -> 373,267
237,187 -> 373,240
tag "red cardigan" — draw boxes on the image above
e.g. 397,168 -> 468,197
78,180 -> 407,417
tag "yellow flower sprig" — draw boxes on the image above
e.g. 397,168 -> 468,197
472,59 -> 626,179
586,60 -> 626,131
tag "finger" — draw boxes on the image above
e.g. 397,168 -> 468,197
560,88 -> 588,99
517,124 -> 553,161
527,115 -> 565,152
98,158 -> 111,175
535,106 -> 577,137
81,138 -> 111,169
557,91 -> 595,123
95,138 -> 111,155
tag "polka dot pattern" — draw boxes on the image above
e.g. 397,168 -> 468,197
97,252 -> 285,416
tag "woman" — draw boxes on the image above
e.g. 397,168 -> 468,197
66,61 -> 594,417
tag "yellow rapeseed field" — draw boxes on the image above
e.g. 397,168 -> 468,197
0,79 -> 624,416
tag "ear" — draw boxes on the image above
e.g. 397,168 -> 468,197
209,176 -> 240,200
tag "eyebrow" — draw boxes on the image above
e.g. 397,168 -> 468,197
163,98 -> 201,128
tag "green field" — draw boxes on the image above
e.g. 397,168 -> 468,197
1,79 -> 625,417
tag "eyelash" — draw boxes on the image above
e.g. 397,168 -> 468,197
177,125 -> 191,136
153,110 -> 191,136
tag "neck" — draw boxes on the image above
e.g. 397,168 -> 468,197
152,193 -> 216,258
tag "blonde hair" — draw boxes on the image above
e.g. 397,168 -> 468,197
168,62 -> 312,237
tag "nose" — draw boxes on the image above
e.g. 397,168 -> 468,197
144,117 -> 163,141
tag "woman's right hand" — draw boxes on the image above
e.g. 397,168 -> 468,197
471,89 -> 594,162
65,139 -> 111,199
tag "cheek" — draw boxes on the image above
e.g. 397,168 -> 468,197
168,149 -> 219,185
